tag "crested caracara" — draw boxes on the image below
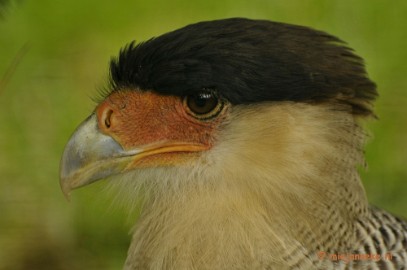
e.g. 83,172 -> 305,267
60,18 -> 407,269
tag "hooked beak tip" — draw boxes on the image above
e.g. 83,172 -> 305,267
59,113 -> 132,198
60,179 -> 72,201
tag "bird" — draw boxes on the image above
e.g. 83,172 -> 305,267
60,18 -> 407,269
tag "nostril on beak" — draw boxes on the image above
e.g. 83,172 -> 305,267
103,109 -> 113,129
96,100 -> 118,132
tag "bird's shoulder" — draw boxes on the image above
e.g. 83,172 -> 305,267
353,206 -> 407,269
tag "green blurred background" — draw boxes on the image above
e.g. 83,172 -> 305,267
0,0 -> 406,269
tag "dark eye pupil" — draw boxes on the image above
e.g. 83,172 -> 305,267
194,93 -> 211,108
186,91 -> 220,116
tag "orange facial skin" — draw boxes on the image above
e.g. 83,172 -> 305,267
95,90 -> 227,168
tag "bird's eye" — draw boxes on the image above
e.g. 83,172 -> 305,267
183,90 -> 224,120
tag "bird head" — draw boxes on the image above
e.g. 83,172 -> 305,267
60,18 -> 377,217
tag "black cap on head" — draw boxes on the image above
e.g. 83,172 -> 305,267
109,18 -> 377,116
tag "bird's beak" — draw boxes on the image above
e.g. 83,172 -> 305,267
59,114 -> 139,198
60,112 -> 208,199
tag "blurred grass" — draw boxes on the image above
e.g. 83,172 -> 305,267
0,0 -> 406,269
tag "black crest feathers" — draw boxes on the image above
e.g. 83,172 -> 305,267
109,18 -> 377,116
